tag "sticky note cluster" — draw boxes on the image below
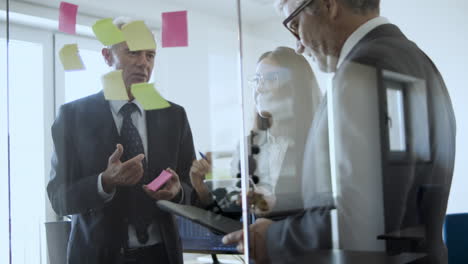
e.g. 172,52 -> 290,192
92,19 -> 156,51
59,44 -> 85,71
101,72 -> 170,110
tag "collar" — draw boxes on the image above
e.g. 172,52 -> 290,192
337,16 -> 390,68
109,99 -> 145,116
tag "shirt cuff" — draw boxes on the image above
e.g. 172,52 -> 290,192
97,173 -> 116,202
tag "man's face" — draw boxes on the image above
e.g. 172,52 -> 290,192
282,0 -> 338,72
103,42 -> 156,94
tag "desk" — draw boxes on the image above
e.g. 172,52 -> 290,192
278,250 -> 426,264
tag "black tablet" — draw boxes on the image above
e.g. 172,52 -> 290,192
157,200 -> 243,235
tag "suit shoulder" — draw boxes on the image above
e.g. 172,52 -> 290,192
166,101 -> 187,116
347,35 -> 429,74
60,92 -> 103,112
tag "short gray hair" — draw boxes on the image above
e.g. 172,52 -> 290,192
275,0 -> 380,14
113,16 -> 134,30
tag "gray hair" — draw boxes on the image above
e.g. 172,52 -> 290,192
108,17 -> 157,50
112,17 -> 135,30
275,0 -> 380,15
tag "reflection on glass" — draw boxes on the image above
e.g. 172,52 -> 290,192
386,85 -> 407,152
0,24 -> 9,264
65,49 -> 110,103
7,39 -> 46,263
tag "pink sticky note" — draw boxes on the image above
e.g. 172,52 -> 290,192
59,2 -> 78,35
162,11 -> 188,48
147,170 -> 173,192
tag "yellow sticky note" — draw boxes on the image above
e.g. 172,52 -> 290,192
59,44 -> 85,71
131,83 -> 170,110
102,70 -> 129,101
92,18 -> 125,46
121,21 -> 157,51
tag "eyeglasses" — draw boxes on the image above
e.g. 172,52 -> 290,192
282,0 -> 314,40
248,72 -> 280,93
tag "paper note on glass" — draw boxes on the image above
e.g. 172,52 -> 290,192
162,11 -> 188,48
59,44 -> 85,71
102,70 -> 129,101
121,21 -> 156,51
131,83 -> 170,110
92,18 -> 125,46
59,2 -> 78,35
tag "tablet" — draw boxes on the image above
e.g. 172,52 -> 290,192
157,200 -> 243,235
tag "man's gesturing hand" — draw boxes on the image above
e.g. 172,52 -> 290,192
102,144 -> 145,193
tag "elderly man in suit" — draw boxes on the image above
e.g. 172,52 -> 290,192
223,1 -> 456,264
47,18 -> 198,264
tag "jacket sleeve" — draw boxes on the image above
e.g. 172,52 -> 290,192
47,104 -> 106,217
266,207 -> 332,260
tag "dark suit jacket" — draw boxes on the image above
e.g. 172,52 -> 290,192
266,24 -> 456,264
47,91 -> 198,264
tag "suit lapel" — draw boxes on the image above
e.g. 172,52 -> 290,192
90,92 -> 120,158
146,110 -> 162,180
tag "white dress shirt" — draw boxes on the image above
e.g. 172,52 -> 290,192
97,99 -> 161,248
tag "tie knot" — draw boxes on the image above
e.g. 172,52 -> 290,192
119,103 -> 140,118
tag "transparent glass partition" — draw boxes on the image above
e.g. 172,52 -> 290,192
3,0 -> 465,263
237,0 -> 462,264
1,1 -> 9,263
6,0 -> 245,263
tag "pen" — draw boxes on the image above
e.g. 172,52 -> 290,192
199,151 -> 208,160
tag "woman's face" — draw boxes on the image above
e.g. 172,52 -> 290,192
253,57 -> 295,121
254,58 -> 283,118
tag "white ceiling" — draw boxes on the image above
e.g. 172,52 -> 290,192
12,0 -> 281,24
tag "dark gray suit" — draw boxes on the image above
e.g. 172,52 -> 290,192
47,91 -> 197,264
266,24 -> 456,264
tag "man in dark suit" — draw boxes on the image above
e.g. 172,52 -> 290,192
47,18 -> 198,264
223,1 -> 456,263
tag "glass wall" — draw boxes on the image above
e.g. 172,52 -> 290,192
1,1 -> 9,263
238,0 -> 466,264
4,0 -> 244,263
2,0 -> 468,263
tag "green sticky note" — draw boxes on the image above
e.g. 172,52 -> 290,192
131,83 -> 170,110
59,44 -> 85,71
121,21 -> 157,51
92,18 -> 125,46
102,70 -> 129,101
